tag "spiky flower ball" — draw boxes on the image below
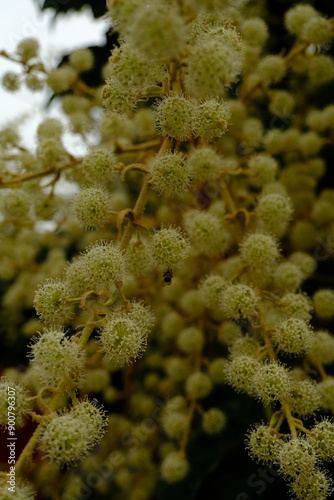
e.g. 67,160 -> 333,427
240,232 -> 279,272
250,362 -> 291,404
202,408 -> 227,435
185,371 -> 212,400
154,95 -> 199,141
309,419 -> 334,460
273,318 -> 312,356
187,147 -> 222,182
247,153 -> 278,187
152,226 -> 190,269
184,209 -> 231,256
225,355 -> 259,394
280,293 -> 312,321
198,274 -> 227,311
82,146 -> 117,185
277,437 -> 318,478
308,330 -> 334,365
69,48 -> 94,73
28,329 -> 85,388
39,399 -> 106,466
161,452 -> 189,482
246,424 -> 282,463
33,278 -> 73,326
256,193 -> 293,237
0,377 -> 31,427
162,412 -> 187,439
197,98 -> 230,141
289,379 -> 321,416
220,283 -> 258,321
313,289 -> 334,320
149,151 -> 190,197
4,189 -> 31,218
290,468 -> 333,500
70,187 -> 113,230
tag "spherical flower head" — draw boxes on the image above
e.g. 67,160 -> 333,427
289,251 -> 317,279
16,38 -> 39,61
308,330 -> 334,365
289,378 -> 321,416
37,137 -> 66,166
256,193 -> 293,237
187,147 -> 222,182
70,187 -> 113,230
127,3 -> 186,63
47,66 -> 77,93
154,95 -> 199,141
4,189 -> 30,218
240,18 -> 269,49
313,289 -> 334,320
218,321 -> 242,345
2,72 -> 20,92
220,283 -> 259,321
39,399 -> 106,466
126,238 -> 154,278
290,468 -> 333,500
33,277 -> 73,326
197,98 -> 230,141
247,153 -> 278,187
177,326 -> 204,354
162,412 -> 187,439
149,151 -> 190,197
278,437 -> 318,478
269,90 -> 295,117
28,329 -> 85,388
198,274 -> 227,311
0,477 -> 35,500
273,262 -> 304,293
309,419 -> 334,460
0,377 -> 31,427
161,452 -> 189,482
185,371 -> 212,400
301,16 -> 332,45
284,4 -> 317,38
280,293 -> 312,321
225,355 -> 259,394
245,424 -> 282,464
102,77 -> 138,114
69,48 -> 94,73
82,146 -> 117,185
99,315 -> 147,367
258,55 -> 286,85
37,118 -> 63,140
184,209 -> 231,256
202,408 -> 227,435
308,55 -> 334,87
318,379 -> 334,411
152,226 -> 190,269
240,232 -> 280,272
208,358 -> 228,384
250,361 -> 291,404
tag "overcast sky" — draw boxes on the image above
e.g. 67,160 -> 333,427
0,0 -> 107,153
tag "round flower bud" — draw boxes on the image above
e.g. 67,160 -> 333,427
284,4 -> 316,38
202,408 -> 227,435
309,419 -> 334,460
208,358 -> 228,384
16,38 -> 39,61
152,226 -> 190,269
70,187 -> 113,230
39,400 -> 106,465
28,329 -> 85,388
187,147 -> 222,182
47,66 -> 77,93
198,274 -> 227,311
69,48 -> 94,72
220,283 -> 258,321
273,262 -> 303,293
0,377 -> 31,427
308,55 -> 334,87
290,220 -> 317,251
149,151 -> 189,197
65,241 -> 126,295
225,355 -> 259,394
4,189 -> 31,218
240,232 -> 279,272
258,55 -> 286,85
323,105 -> 334,129
313,289 -> 334,320
299,131 -> 323,157
312,199 -> 334,225
290,468 -> 333,500
37,118 -> 63,140
164,357 -> 190,382
280,293 -> 312,321
250,362 -> 291,404
289,379 -> 321,416
197,98 -> 230,141
246,424 -> 282,463
302,16 -> 332,45
82,146 -> 117,185
278,438 -> 317,478
161,452 -> 189,482
162,412 -> 187,439
33,277 -> 73,326
2,72 -> 20,92
84,368 -> 110,393
318,379 -> 334,411
217,321 -> 242,345
289,252 -> 317,279
127,4 -> 185,63
177,327 -> 204,354
154,95 -> 199,141
184,209 -> 231,256
229,337 -> 259,359
126,238 -> 154,278
247,153 -> 278,187
102,77 -> 138,114
240,18 -> 268,49
256,193 -> 293,237
269,90 -> 295,117
185,371 -> 212,400
179,289 -> 205,317
37,137 -> 66,166
308,330 -> 334,365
